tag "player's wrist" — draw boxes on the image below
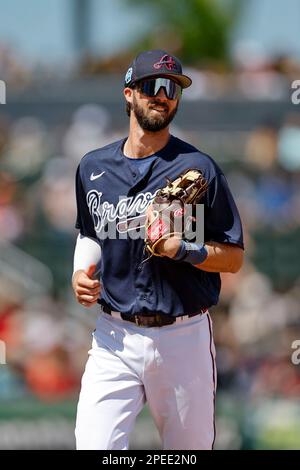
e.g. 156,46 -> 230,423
173,240 -> 208,265
72,269 -> 85,288
158,237 -> 181,258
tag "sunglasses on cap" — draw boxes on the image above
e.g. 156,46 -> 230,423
136,77 -> 182,100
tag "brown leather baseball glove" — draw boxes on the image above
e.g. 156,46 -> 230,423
145,169 -> 208,257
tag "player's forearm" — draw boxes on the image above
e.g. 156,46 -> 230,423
196,241 -> 244,273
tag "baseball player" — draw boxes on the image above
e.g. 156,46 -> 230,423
72,49 -> 244,450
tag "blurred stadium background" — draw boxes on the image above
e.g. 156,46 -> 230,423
1,0 -> 300,450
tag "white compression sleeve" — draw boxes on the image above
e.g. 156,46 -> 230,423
73,234 -> 102,274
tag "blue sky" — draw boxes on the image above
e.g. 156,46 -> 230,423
0,0 -> 151,64
233,0 -> 300,58
0,0 -> 300,65
0,0 -> 72,63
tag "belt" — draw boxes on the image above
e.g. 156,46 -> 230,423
102,305 -> 208,328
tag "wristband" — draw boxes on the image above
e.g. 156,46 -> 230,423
174,240 -> 208,265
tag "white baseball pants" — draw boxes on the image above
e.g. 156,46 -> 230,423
75,311 -> 216,450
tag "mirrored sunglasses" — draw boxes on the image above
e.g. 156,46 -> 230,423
137,78 -> 182,100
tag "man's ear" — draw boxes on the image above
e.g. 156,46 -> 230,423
124,87 -> 133,104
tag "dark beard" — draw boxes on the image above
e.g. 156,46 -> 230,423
132,95 -> 178,132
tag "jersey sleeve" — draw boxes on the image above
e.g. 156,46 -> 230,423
75,165 -> 97,239
204,172 -> 244,249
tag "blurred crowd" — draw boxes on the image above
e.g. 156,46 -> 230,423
1,44 -> 300,449
0,102 -> 121,402
2,41 -> 300,101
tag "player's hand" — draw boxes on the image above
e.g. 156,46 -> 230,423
72,264 -> 101,307
145,205 -> 181,258
156,237 -> 181,258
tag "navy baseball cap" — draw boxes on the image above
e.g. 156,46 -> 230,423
124,49 -> 192,89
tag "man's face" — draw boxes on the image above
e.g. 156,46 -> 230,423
130,81 -> 180,132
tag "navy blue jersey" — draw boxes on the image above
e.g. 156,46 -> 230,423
75,135 -> 244,316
